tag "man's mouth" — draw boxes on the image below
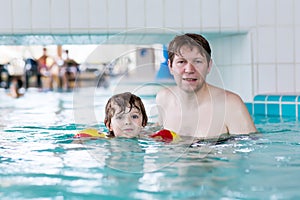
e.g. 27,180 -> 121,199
183,78 -> 197,81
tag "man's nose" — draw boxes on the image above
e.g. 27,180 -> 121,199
184,62 -> 195,73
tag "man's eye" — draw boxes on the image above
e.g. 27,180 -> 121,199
194,60 -> 203,65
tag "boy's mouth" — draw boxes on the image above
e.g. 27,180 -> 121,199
123,128 -> 134,132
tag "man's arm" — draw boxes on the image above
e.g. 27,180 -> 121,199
225,92 -> 257,135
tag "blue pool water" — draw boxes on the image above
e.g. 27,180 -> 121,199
0,87 -> 300,199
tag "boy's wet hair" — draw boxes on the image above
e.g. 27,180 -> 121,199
104,92 -> 148,136
168,33 -> 211,65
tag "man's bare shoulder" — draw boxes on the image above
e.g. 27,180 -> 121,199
156,86 -> 176,99
223,89 -> 254,126
208,85 -> 243,104
223,90 -> 257,134
224,90 -> 245,106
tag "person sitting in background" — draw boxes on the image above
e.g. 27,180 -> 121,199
37,47 -> 54,90
6,58 -> 25,98
156,33 -> 257,139
49,48 -> 65,90
60,50 -> 80,90
9,76 -> 23,98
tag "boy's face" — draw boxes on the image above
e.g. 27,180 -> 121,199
109,105 -> 143,138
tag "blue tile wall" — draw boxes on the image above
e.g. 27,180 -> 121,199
245,103 -> 253,115
282,104 -> 296,117
251,95 -> 300,118
298,97 -> 300,120
266,95 -> 281,116
254,103 -> 265,115
267,104 -> 280,116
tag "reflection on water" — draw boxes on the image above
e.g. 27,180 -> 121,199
1,89 -> 300,199
0,89 -> 72,127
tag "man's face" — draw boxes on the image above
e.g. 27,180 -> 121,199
169,45 -> 212,93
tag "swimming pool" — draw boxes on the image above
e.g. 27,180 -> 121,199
1,87 -> 300,199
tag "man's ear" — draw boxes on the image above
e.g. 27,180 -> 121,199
168,59 -> 174,75
207,59 -> 213,74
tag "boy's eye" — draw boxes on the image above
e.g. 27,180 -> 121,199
132,114 -> 139,119
116,115 -> 123,120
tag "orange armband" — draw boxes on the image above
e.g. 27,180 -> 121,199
74,128 -> 107,138
150,129 -> 181,143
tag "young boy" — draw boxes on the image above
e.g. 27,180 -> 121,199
104,92 -> 148,138
75,92 -> 178,142
74,92 -> 147,139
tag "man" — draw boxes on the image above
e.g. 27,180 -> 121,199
156,33 -> 257,139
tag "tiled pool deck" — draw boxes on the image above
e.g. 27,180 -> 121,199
246,94 -> 300,118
